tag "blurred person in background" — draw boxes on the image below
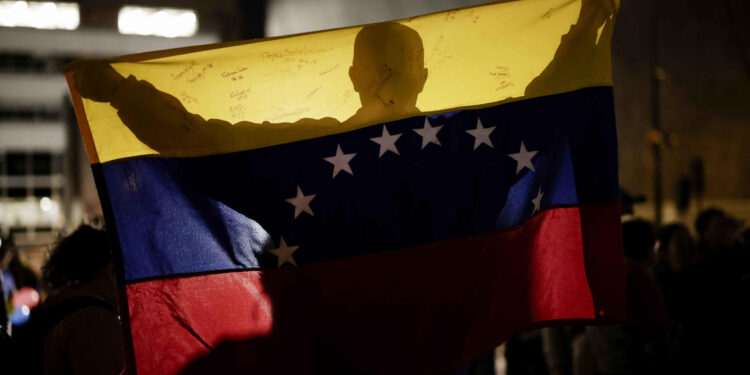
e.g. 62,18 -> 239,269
655,223 -> 696,274
12,225 -> 123,375
582,219 -> 671,375
0,234 -> 41,338
650,223 -> 699,370
20,245 -> 52,287
694,208 -> 742,267
1,235 -> 39,305
652,223 -> 696,324
672,208 -> 749,373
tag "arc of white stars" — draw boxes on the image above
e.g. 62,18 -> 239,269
370,125 -> 402,157
285,185 -> 315,219
531,187 -> 544,214
508,141 -> 538,174
466,118 -> 495,150
323,144 -> 356,178
414,118 -> 443,149
269,237 -> 299,267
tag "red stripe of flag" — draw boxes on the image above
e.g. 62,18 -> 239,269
126,204 -> 622,374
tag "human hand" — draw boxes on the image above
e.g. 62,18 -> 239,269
579,0 -> 616,26
72,61 -> 126,102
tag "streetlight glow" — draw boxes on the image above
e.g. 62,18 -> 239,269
39,197 -> 52,212
0,1 -> 79,30
117,6 -> 198,38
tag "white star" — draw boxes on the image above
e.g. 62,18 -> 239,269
370,125 -> 402,157
323,144 -> 356,178
466,118 -> 495,150
285,185 -> 315,219
414,118 -> 443,149
508,141 -> 538,174
531,187 -> 544,214
269,237 -> 299,267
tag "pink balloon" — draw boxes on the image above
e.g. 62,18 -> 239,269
12,287 -> 40,308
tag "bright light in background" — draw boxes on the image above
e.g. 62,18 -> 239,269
38,196 -> 60,223
0,1 -> 79,30
118,6 -> 198,38
39,196 -> 52,212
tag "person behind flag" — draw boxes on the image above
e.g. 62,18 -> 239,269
73,22 -> 428,153
65,1 -> 622,373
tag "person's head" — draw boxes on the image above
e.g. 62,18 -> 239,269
622,219 -> 655,264
695,208 -> 741,251
349,22 -> 428,114
695,208 -> 723,240
43,225 -> 112,289
657,223 -> 695,272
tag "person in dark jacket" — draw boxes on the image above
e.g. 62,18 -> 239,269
17,225 -> 124,375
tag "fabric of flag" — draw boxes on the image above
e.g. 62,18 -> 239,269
65,0 -> 623,373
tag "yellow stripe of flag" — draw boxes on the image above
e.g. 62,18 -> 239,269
65,0 -> 617,164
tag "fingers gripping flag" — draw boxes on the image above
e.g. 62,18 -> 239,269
65,0 -> 624,373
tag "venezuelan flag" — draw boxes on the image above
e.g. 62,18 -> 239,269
65,0 -> 623,373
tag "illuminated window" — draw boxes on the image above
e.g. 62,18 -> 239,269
0,1 -> 80,30
118,6 -> 198,38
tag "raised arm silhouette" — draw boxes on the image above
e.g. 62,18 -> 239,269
525,0 -> 615,96
73,22 -> 428,153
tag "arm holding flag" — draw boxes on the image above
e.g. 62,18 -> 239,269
73,64 -> 341,152
72,21 -> 430,154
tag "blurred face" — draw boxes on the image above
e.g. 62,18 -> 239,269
705,215 -> 741,250
19,246 -> 49,278
667,228 -> 695,271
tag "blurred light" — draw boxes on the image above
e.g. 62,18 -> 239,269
9,304 -> 31,325
0,1 -> 79,30
39,196 -> 52,212
118,6 -> 198,38
13,287 -> 40,308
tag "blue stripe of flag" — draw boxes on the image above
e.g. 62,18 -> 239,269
101,86 -> 617,281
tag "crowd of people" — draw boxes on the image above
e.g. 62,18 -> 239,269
0,206 -> 748,374
501,208 -> 750,375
